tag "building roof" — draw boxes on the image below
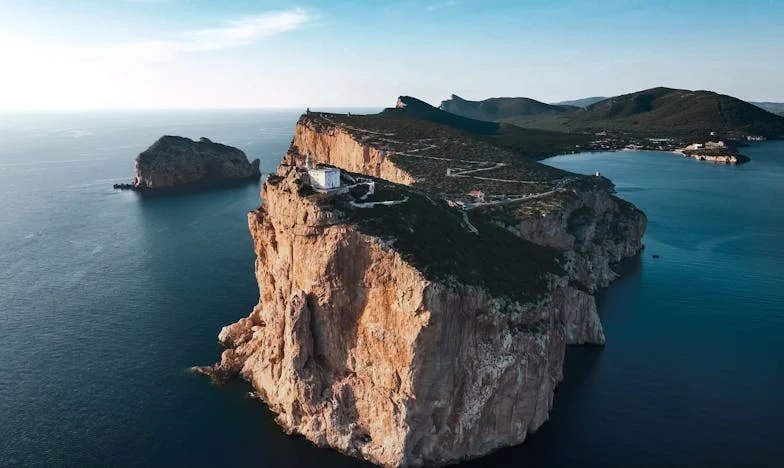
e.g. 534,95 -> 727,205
308,167 -> 340,173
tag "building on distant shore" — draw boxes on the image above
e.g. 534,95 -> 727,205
467,190 -> 485,202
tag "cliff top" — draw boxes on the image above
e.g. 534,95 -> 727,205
298,112 -> 610,202
138,135 -> 248,162
272,166 -> 563,302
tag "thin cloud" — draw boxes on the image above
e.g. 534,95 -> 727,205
118,8 -> 312,61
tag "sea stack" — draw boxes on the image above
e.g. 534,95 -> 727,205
195,107 -> 647,466
115,136 -> 261,191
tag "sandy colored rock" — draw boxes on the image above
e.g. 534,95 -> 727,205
197,117 -> 646,466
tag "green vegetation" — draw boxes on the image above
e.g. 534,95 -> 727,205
439,94 -> 576,121
478,190 -> 574,224
380,96 -> 592,159
566,87 -> 784,138
440,87 -> 784,140
293,106 -> 631,302
322,181 -> 563,302
309,110 -> 589,198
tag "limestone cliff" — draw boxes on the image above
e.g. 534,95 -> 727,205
116,136 -> 261,190
197,167 -> 597,466
197,112 -> 646,467
290,115 -> 645,300
493,188 -> 646,293
290,118 -> 415,185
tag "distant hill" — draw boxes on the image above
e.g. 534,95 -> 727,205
390,96 -> 500,135
439,87 -> 784,139
439,95 -> 576,122
384,96 -> 590,158
551,97 -> 607,108
752,102 -> 784,116
570,87 -> 784,138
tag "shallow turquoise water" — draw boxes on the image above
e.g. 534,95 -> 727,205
1,112 -> 782,467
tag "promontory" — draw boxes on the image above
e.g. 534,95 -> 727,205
114,135 -> 261,191
195,99 -> 647,467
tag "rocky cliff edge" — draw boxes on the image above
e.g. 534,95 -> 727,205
196,112 -> 646,466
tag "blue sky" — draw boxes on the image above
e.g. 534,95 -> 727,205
0,0 -> 782,109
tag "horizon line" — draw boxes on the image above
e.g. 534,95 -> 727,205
0,106 -> 389,113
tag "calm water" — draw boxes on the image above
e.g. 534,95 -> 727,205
1,112 -> 782,467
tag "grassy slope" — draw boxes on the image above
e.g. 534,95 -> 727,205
386,96 -> 591,159
566,87 -> 784,138
316,176 -> 562,302
317,110 -> 577,197
440,94 -> 577,121
440,87 -> 784,139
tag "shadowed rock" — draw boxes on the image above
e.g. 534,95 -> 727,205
114,135 -> 261,192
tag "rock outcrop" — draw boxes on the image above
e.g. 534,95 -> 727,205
196,113 -> 646,466
679,151 -> 749,165
115,136 -> 261,190
197,168 -> 580,466
507,189 -> 646,292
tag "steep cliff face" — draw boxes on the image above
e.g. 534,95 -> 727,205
509,189 -> 646,292
197,114 -> 646,466
289,117 -> 646,295
124,136 -> 261,190
290,118 -> 415,185
197,167 -> 597,466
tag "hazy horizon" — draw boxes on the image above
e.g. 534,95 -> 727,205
1,1 -> 783,110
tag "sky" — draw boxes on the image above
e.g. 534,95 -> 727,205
0,0 -> 782,110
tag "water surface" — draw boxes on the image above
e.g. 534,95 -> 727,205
1,113 -> 782,467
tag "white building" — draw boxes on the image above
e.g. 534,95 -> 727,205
303,152 -> 341,191
308,167 -> 341,190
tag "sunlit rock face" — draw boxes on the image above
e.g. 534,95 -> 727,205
196,116 -> 646,467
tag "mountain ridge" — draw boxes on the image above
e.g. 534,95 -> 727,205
383,96 -> 591,158
439,87 -> 784,139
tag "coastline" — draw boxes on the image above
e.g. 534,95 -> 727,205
597,147 -> 750,165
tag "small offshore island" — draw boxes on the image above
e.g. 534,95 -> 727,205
114,135 -> 261,192
194,98 -> 647,466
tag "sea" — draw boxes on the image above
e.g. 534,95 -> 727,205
1,110 -> 782,467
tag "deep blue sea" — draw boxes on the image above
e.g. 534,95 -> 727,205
1,111 -> 782,467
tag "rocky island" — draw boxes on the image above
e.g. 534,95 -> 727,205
114,136 -> 261,191
195,102 -> 647,467
676,141 -> 750,165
